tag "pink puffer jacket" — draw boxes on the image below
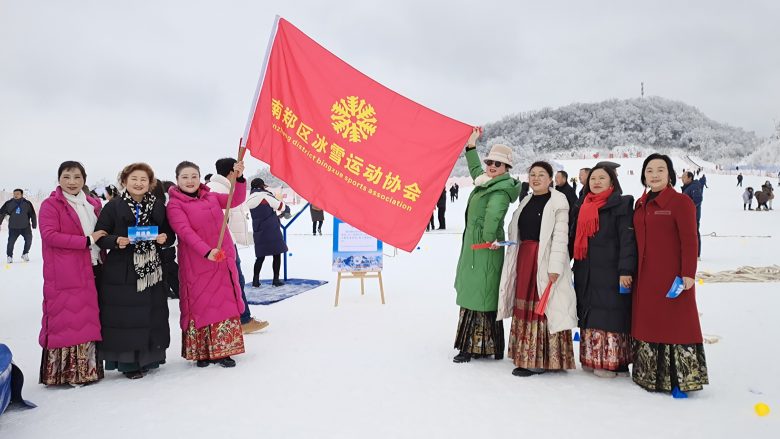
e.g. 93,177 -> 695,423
38,187 -> 103,349
166,183 -> 246,330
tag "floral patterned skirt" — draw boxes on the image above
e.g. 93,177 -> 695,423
39,341 -> 103,386
182,317 -> 245,361
632,340 -> 709,393
580,328 -> 631,371
454,307 -> 504,357
507,240 -> 575,370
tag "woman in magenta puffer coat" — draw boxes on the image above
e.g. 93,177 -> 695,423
166,160 -> 247,368
38,161 -> 107,386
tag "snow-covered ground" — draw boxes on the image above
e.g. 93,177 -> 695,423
1,157 -> 778,438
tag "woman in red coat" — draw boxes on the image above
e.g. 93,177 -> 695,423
632,153 -> 708,394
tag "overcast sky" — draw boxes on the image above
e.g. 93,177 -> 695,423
2,0 -> 779,192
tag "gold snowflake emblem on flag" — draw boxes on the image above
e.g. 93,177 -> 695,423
331,96 -> 377,143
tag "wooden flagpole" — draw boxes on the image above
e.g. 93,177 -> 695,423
215,138 -> 247,260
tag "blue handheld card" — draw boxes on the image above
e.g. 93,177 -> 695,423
128,226 -> 159,244
666,276 -> 684,299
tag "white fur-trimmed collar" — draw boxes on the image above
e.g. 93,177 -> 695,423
474,173 -> 493,187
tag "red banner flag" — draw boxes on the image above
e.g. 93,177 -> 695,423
243,17 -> 472,252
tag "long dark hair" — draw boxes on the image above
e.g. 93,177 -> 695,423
582,164 -> 623,196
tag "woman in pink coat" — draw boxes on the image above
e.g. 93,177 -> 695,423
38,161 -> 107,386
166,160 -> 247,368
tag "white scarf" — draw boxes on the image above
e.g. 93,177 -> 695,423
63,190 -> 101,265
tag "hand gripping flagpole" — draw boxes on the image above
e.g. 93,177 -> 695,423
214,138 -> 247,262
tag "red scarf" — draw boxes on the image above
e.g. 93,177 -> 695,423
573,187 -> 614,260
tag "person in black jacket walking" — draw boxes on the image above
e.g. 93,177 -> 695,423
570,164 -> 636,378
437,188 -> 447,230
0,189 -> 37,263
95,163 -> 174,379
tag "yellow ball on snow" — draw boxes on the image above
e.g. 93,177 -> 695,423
754,403 -> 770,417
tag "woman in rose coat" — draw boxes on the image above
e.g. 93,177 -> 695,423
632,153 -> 708,395
38,161 -> 107,386
166,160 -> 247,368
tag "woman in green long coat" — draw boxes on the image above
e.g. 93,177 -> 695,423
453,128 -> 522,363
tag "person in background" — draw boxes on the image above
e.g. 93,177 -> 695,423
736,173 -> 743,187
167,160 -> 247,368
497,161 -> 577,377
755,188 -> 770,211
95,163 -> 173,380
699,173 -> 708,189
104,185 -> 119,202
570,177 -> 578,192
632,153 -> 708,396
310,205 -> 324,236
426,211 -> 436,231
38,161 -> 106,386
0,189 -> 37,263
204,173 -> 213,184
449,184 -> 457,202
570,164 -> 636,378
437,188 -> 447,230
742,187 -> 754,211
554,170 -> 577,211
578,168 -> 591,201
762,181 -> 774,210
246,178 -> 288,287
208,158 -> 268,334
681,171 -> 703,259
453,129 -> 520,363
151,180 -> 179,300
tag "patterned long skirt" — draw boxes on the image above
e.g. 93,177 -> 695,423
183,317 -> 245,361
39,342 -> 103,386
508,240 -> 575,370
580,329 -> 631,371
454,307 -> 504,358
632,340 -> 709,393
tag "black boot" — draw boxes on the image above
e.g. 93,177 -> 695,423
218,357 -> 236,368
196,360 -> 210,368
124,370 -> 144,379
512,367 -> 544,377
453,351 -> 471,363
272,279 -> 285,287
253,258 -> 264,287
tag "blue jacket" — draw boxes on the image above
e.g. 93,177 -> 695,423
682,180 -> 703,206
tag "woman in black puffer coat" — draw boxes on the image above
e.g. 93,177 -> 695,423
95,163 -> 174,379
570,163 -> 636,378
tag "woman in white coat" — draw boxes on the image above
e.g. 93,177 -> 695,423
498,161 -> 578,377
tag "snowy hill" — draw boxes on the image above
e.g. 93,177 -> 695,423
1,156 -> 778,438
447,97 -> 762,177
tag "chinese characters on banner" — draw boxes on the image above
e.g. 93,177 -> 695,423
244,17 -> 472,252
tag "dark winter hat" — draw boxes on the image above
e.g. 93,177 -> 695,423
251,178 -> 265,190
640,153 -> 676,187
595,161 -> 621,169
